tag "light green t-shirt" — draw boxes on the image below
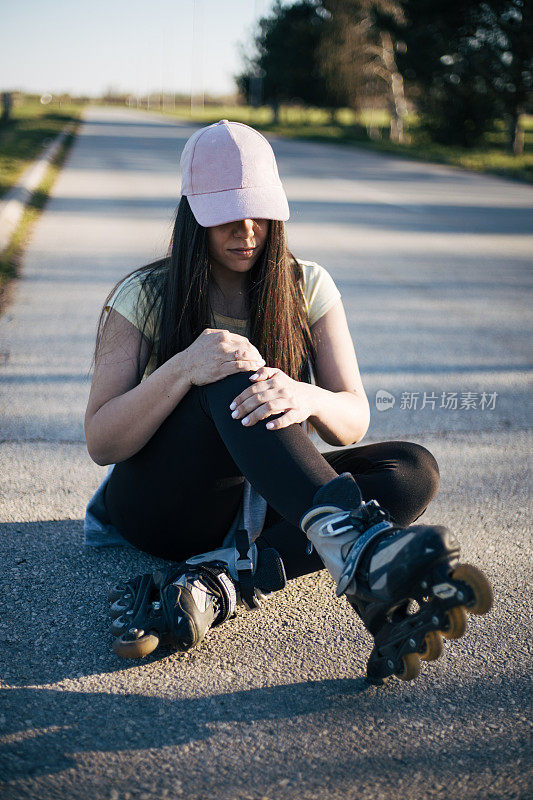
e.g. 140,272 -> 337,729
105,258 -> 341,381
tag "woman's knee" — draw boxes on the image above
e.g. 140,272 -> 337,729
199,370 -> 255,414
201,370 -> 254,398
390,440 -> 440,505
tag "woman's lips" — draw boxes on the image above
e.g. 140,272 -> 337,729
229,246 -> 256,255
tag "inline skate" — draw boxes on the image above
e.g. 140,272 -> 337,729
300,472 -> 493,684
108,537 -> 286,659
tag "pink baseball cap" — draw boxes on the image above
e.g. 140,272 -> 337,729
179,120 -> 290,227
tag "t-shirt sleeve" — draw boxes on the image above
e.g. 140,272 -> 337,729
105,273 -> 155,341
298,260 -> 342,326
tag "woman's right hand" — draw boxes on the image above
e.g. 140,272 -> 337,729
181,328 -> 266,387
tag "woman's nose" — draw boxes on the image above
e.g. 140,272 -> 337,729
234,218 -> 255,236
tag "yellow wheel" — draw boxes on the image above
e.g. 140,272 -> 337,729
113,631 -> 160,659
452,563 -> 493,615
442,605 -> 467,639
420,630 -> 443,661
397,652 -> 421,681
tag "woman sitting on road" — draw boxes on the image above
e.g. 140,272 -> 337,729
84,120 -> 492,684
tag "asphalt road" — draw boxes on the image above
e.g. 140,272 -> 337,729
0,106 -> 531,800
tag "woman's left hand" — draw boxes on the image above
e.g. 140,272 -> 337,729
229,366 -> 317,430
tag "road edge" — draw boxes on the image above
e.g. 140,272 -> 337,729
0,119 -> 81,316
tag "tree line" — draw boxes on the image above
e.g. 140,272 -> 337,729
237,0 -> 532,153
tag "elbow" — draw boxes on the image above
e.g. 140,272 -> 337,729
87,448 -> 112,467
325,419 -> 369,448
84,416 -> 112,466
343,425 -> 369,448
85,437 -> 112,467
357,405 -> 371,442
346,395 -> 370,446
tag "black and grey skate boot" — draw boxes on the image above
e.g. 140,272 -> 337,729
300,473 -> 493,684
109,539 -> 286,659
156,563 -> 237,652
109,563 -> 237,658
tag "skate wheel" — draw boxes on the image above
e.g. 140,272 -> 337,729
452,563 -> 493,615
442,605 -> 467,639
112,631 -> 160,659
397,653 -> 420,682
420,630 -> 443,661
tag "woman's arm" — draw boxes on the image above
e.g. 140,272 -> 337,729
307,298 -> 370,447
85,309 -> 267,466
84,309 -> 192,465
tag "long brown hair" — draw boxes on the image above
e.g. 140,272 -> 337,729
92,197 -> 317,384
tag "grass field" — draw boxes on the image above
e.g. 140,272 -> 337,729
0,96 -> 85,200
0,97 -> 83,303
141,102 -> 532,183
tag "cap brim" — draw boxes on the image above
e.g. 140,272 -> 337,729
186,185 -> 290,227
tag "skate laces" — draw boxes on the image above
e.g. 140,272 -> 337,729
335,502 -> 395,598
349,500 -> 391,532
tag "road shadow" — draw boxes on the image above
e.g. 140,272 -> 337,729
0,675 -> 529,786
0,519 -> 174,684
82,118 -> 192,131
38,189 -> 533,235
288,199 -> 533,234
0,519 -> 529,796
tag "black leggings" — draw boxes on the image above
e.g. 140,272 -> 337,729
104,371 -> 440,580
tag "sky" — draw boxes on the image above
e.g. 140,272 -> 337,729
0,0 -> 292,98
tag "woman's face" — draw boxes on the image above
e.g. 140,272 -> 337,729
207,218 -> 269,277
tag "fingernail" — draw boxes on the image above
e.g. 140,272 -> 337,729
266,422 -> 274,429
231,410 -> 239,418
230,401 -> 236,410
260,359 -> 266,365
242,417 -> 249,425
250,374 -> 259,380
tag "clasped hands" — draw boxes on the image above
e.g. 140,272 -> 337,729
182,329 -> 316,430
229,365 -> 316,431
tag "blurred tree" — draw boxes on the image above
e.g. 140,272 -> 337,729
2,93 -> 12,122
479,0 -> 532,154
394,0 -> 532,150
235,1 -> 333,121
318,0 -> 409,142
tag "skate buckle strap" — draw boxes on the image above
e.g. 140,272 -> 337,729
336,520 -> 393,597
316,511 -> 354,538
235,527 -> 259,611
192,564 -> 237,623
215,571 -> 238,617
